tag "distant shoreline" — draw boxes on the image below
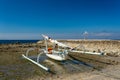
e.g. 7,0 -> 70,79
0,39 -> 120,44
58,39 -> 120,41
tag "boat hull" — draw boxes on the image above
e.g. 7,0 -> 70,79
46,53 -> 66,61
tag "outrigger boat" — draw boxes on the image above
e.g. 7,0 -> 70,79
22,34 -> 104,71
22,34 -> 68,71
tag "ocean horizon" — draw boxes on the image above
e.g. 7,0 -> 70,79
0,39 -> 120,44
0,40 -> 40,44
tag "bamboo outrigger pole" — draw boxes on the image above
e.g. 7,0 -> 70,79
22,48 -> 49,71
22,54 -> 49,71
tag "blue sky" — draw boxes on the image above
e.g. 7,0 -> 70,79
0,0 -> 120,39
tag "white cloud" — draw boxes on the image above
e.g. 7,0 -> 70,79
87,32 -> 120,39
91,32 -> 112,37
0,32 -> 119,40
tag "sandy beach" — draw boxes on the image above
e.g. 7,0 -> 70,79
0,40 -> 120,80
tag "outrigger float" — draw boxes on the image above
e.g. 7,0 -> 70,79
22,34 -> 68,71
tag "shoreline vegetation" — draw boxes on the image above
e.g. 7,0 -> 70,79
0,40 -> 120,80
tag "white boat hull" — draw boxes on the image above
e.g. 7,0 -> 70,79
46,53 -> 66,61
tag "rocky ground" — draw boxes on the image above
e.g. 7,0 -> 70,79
0,40 -> 120,80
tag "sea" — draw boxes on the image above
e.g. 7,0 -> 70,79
0,40 -> 40,44
0,39 -> 119,44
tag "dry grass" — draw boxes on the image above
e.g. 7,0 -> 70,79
60,40 -> 120,56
